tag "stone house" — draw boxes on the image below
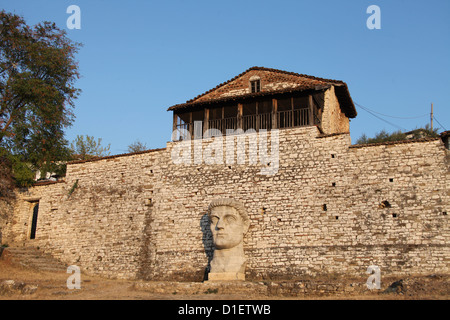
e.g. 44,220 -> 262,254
169,66 -> 356,140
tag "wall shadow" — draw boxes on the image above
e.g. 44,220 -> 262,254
136,205 -> 155,280
200,213 -> 214,281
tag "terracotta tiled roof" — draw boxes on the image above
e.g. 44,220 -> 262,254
167,66 -> 357,118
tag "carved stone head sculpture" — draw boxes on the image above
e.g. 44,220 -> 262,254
207,199 -> 250,281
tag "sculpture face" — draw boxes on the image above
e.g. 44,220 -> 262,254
207,199 -> 249,281
209,205 -> 245,250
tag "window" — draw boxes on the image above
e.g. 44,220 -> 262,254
243,102 -> 257,116
258,99 -> 272,114
277,98 -> 291,112
209,107 -> 222,120
250,79 -> 261,93
223,104 -> 238,118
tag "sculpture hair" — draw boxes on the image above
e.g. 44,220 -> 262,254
207,198 -> 250,232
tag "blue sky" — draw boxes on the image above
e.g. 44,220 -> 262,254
2,0 -> 449,154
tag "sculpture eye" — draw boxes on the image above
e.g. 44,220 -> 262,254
225,215 -> 236,223
210,216 -> 219,224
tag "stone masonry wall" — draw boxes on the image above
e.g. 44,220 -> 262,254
322,86 -> 350,134
4,126 -> 449,281
4,149 -> 167,279
0,159 -> 15,245
0,198 -> 14,245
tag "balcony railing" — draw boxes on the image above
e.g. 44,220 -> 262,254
174,122 -> 192,141
174,108 -> 314,140
209,117 -> 238,133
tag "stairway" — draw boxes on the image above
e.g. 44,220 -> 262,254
1,245 -> 68,273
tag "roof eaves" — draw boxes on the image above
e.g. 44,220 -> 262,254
333,83 -> 357,118
167,85 -> 332,112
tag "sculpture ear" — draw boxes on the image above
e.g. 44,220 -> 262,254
243,220 -> 250,234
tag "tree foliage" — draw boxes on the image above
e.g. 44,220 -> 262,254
0,11 -> 81,183
356,124 -> 440,145
0,150 -> 15,196
0,148 -> 34,188
127,140 -> 147,153
70,135 -> 111,160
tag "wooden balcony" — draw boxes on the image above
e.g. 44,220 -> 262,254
174,109 -> 317,141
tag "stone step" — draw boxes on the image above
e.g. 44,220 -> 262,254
3,245 -> 68,273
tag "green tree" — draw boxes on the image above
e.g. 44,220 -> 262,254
356,129 -> 406,144
70,135 -> 111,160
356,124 -> 440,145
0,11 -> 81,182
0,150 -> 15,197
127,140 -> 147,153
0,148 -> 34,187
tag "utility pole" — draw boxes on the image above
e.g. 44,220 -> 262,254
431,103 -> 434,131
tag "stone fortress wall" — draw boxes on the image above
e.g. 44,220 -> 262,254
2,126 -> 449,281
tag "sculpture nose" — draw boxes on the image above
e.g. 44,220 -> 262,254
216,218 -> 225,230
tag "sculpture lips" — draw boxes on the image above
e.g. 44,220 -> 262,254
216,233 -> 229,237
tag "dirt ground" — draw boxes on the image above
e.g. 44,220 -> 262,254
0,257 -> 448,300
